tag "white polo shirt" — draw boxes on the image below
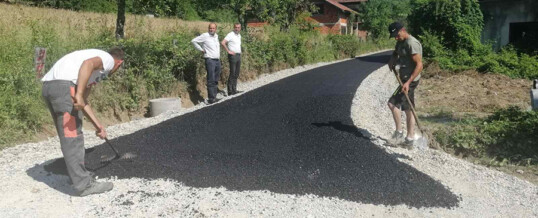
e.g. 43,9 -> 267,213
224,31 -> 241,54
41,49 -> 115,87
191,32 -> 220,59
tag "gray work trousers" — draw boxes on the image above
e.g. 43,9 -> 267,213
205,58 -> 221,101
42,80 -> 91,192
227,53 -> 241,94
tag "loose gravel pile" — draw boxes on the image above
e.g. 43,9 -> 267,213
1,51 -> 536,217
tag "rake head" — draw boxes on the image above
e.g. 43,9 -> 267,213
100,138 -> 137,163
100,152 -> 137,163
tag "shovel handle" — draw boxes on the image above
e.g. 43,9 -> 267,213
394,72 -> 424,134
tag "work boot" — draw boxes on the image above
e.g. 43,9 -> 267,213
79,181 -> 113,197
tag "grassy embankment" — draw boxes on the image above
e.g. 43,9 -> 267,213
0,3 -> 393,149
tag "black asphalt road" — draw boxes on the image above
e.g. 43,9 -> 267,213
43,51 -> 460,208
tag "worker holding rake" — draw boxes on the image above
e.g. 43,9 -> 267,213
387,22 -> 424,147
41,47 -> 124,196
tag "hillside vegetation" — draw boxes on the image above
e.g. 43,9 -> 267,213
0,3 -> 392,148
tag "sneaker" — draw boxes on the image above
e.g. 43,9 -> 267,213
404,137 -> 414,146
79,181 -> 113,197
391,130 -> 404,140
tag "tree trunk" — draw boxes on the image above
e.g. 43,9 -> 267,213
115,0 -> 126,40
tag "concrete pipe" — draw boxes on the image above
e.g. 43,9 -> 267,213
149,97 -> 181,117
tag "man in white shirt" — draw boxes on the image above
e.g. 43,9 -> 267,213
191,23 -> 222,104
41,47 -> 124,196
221,23 -> 242,95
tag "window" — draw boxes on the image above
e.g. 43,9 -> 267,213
509,22 -> 538,53
341,25 -> 347,35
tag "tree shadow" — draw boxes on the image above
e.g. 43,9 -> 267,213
312,121 -> 368,139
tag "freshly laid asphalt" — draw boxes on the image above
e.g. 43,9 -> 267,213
44,51 -> 460,208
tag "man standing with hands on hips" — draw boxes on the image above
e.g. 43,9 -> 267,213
192,23 -> 223,104
221,23 -> 243,95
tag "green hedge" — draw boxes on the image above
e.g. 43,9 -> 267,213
436,107 -> 538,166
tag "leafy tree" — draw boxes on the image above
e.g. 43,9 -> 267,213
408,0 -> 483,54
28,0 -> 116,12
192,0 -> 236,22
358,0 -> 410,40
116,0 -> 126,39
228,0 -> 251,30
251,0 -> 314,31
129,0 -> 199,20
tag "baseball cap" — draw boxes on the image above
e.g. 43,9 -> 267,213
388,22 -> 404,38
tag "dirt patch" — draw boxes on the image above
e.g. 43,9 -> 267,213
417,63 -> 531,116
416,62 -> 537,185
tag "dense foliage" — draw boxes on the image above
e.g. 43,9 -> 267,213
436,107 -> 538,166
358,0 -> 411,40
408,0 -> 538,80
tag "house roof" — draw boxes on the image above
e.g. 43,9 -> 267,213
325,0 -> 358,13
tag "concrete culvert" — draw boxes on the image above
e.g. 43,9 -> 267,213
149,97 -> 181,117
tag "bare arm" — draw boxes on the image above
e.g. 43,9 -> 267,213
81,86 -> 107,139
221,39 -> 234,55
401,53 -> 423,93
74,57 -> 103,110
407,53 -> 423,83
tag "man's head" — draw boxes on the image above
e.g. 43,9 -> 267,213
233,23 -> 241,34
208,23 -> 217,35
108,47 -> 124,73
388,22 -> 407,41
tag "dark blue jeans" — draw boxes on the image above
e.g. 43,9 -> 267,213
205,58 -> 221,101
227,53 -> 241,94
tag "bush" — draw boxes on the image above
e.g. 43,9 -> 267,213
435,106 -> 538,166
328,34 -> 361,58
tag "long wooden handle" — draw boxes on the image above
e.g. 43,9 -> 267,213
394,73 -> 424,134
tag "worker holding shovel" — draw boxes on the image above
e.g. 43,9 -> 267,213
41,47 -> 124,196
387,22 -> 424,146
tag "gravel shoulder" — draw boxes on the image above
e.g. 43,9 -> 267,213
1,51 -> 537,217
